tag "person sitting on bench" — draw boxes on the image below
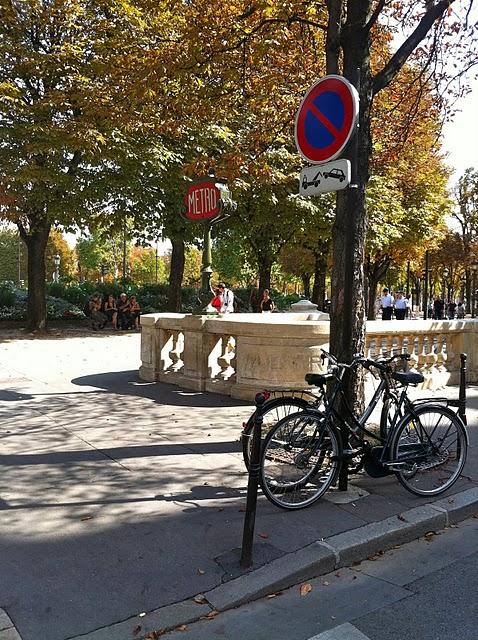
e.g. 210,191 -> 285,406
103,294 -> 118,329
129,295 -> 141,330
117,293 -> 131,329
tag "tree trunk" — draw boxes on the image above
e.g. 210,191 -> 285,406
365,255 -> 391,319
258,255 -> 273,291
311,242 -> 329,309
168,236 -> 185,312
301,274 -> 311,299
19,221 -> 51,332
330,5 -> 373,412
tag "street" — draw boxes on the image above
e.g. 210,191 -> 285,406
160,516 -> 478,640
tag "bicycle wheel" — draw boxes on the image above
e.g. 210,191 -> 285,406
390,404 -> 467,496
242,396 -> 311,469
259,411 -> 341,510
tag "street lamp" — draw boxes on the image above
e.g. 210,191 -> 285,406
442,267 -> 449,301
53,254 -> 60,283
472,264 -> 478,318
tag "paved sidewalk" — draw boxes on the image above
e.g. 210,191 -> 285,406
0,330 -> 477,640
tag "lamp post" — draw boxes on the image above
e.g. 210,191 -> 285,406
472,264 -> 478,318
53,254 -> 60,283
423,250 -> 429,319
442,267 -> 449,301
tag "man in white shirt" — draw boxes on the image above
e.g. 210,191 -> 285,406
380,287 -> 394,320
394,291 -> 407,320
217,283 -> 235,314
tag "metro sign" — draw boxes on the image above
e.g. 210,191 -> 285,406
184,180 -> 221,222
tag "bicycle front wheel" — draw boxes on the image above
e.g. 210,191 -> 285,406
390,404 -> 467,496
259,411 -> 341,510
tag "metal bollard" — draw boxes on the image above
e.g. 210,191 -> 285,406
459,353 -> 467,425
240,392 -> 266,568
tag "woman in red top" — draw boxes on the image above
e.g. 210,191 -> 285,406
210,288 -> 222,313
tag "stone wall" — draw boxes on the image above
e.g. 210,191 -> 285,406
139,313 -> 478,400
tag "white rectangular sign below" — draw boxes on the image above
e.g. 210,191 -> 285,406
299,159 -> 351,196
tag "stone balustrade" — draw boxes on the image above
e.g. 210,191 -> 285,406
139,313 -> 478,400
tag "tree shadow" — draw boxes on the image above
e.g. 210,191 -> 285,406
71,369 -> 251,408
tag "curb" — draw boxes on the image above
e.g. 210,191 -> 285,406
0,608 -> 22,640
62,486 -> 478,639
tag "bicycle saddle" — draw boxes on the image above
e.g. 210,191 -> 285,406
305,372 -> 335,386
391,371 -> 424,385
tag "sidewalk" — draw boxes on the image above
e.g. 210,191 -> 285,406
0,329 -> 477,640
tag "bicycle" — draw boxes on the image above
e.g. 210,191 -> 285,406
241,352 -> 409,469
259,350 -> 468,510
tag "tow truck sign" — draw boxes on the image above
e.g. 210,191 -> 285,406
299,159 -> 351,196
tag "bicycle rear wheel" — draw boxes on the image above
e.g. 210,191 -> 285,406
259,411 -> 341,510
390,404 -> 467,496
242,396 -> 311,469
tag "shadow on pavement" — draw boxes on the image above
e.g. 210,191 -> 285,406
71,369 -> 251,408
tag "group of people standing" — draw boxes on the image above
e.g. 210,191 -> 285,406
88,292 -> 141,330
209,283 -> 235,314
380,287 -> 466,320
208,284 -> 276,314
380,288 -> 409,320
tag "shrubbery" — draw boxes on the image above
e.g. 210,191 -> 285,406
0,286 -> 84,320
0,279 -> 305,321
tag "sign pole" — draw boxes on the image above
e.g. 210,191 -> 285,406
201,223 -> 213,295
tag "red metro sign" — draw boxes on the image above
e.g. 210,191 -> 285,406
184,181 -> 221,222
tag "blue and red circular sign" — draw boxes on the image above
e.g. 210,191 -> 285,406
295,75 -> 359,164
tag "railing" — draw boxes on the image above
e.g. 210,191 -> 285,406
139,314 -> 478,400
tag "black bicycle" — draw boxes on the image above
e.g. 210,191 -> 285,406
242,352 -> 411,469
259,351 -> 468,510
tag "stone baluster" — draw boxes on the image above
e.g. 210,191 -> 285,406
416,334 -> 427,376
407,335 -> 418,369
217,334 -> 235,380
169,330 -> 184,372
160,328 -> 173,371
386,334 -> 395,356
435,333 -> 446,370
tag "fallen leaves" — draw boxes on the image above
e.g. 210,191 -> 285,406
258,532 -> 269,539
133,625 -> 142,636
299,583 -> 313,596
200,610 -> 219,620
193,595 -> 208,605
80,515 -> 94,521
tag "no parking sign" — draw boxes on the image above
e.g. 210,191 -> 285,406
295,75 -> 359,164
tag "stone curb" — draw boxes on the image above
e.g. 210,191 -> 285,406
0,608 -> 22,639
66,487 -> 478,640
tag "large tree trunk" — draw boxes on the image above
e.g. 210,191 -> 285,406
257,254 -> 273,291
366,255 -> 391,319
329,7 -> 373,413
168,236 -> 185,312
301,274 -> 311,299
19,220 -> 51,332
311,242 -> 329,309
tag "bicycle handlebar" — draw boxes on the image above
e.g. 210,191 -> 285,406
320,349 -> 410,374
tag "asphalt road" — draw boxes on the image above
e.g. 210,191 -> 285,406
160,516 -> 478,640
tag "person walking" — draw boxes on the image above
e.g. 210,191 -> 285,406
380,288 -> 394,320
394,291 -> 407,320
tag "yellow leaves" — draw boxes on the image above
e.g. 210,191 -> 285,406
299,583 -> 313,596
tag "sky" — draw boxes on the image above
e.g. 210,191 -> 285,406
441,76 -> 478,186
